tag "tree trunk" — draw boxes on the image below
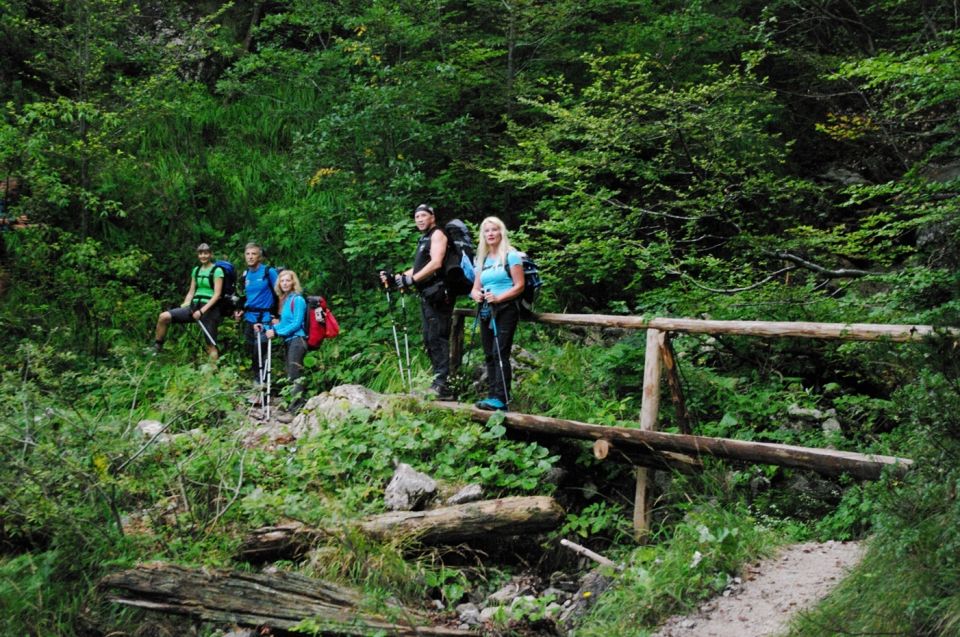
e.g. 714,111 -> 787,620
432,403 -> 912,480
100,562 -> 471,636
239,496 -> 565,561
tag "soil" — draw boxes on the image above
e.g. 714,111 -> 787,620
651,540 -> 863,637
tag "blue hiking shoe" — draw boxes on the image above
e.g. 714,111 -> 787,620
475,397 -> 506,411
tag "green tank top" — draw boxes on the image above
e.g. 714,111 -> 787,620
192,264 -> 223,304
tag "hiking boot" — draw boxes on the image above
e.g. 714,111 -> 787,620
147,341 -> 163,356
429,383 -> 455,401
475,397 -> 506,411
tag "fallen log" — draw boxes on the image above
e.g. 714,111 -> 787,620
239,496 -> 565,561
592,439 -> 702,473
433,403 -> 912,480
100,562 -> 471,636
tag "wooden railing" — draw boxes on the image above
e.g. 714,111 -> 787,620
451,308 -> 954,538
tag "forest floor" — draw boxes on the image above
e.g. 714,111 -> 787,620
651,540 -> 863,637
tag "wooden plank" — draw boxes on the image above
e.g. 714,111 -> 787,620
634,329 -> 663,540
592,439 -> 701,473
431,403 -> 912,480
452,308 -> 952,342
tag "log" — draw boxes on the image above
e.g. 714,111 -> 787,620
592,439 -> 701,473
531,313 -> 953,342
433,403 -> 912,480
659,333 -> 692,434
239,496 -> 565,561
100,562 -> 471,636
634,328 -> 663,539
453,308 -> 954,342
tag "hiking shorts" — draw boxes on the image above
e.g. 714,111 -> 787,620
168,304 -> 222,345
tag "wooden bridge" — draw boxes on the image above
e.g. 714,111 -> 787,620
446,309 -> 952,538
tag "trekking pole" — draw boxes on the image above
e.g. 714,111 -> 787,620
488,305 -> 510,408
256,329 -> 265,408
383,282 -> 409,393
265,336 -> 273,420
399,291 -> 413,392
196,316 -> 218,350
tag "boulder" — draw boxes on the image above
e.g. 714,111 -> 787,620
384,463 -> 437,511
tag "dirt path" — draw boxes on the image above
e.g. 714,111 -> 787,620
652,541 -> 863,637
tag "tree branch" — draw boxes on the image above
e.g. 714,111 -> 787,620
668,266 -> 798,294
772,252 -> 882,278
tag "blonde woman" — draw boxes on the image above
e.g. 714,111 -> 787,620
263,270 -> 308,418
469,217 -> 525,410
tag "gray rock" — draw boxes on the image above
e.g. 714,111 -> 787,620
457,603 -> 481,625
136,419 -> 169,442
821,417 -> 842,433
479,606 -> 502,623
445,483 -> 483,505
384,463 -> 437,511
787,404 -> 824,421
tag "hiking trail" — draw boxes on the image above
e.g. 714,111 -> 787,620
652,540 -> 863,637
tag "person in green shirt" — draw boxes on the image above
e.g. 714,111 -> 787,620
152,243 -> 225,360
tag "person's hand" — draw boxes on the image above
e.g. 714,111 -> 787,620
395,273 -> 414,290
482,289 -> 496,303
233,310 -> 243,320
253,323 -> 262,333
266,329 -> 276,339
271,318 -> 280,325
192,309 -> 203,320
470,289 -> 483,303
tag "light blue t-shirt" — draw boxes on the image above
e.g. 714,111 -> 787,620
479,251 -> 522,297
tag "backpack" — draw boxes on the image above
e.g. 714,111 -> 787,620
518,252 -> 542,317
304,295 -> 340,349
193,260 -> 237,312
440,219 -> 476,296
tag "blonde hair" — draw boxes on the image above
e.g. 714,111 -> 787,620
275,269 -> 303,305
475,216 -> 517,268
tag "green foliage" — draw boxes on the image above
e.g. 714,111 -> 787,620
573,500 -> 779,636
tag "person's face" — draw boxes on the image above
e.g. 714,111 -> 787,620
278,273 -> 295,293
414,210 -> 435,232
197,250 -> 212,264
245,247 -> 262,267
482,223 -> 502,248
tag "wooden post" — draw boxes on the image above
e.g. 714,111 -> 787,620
659,333 -> 692,434
450,311 -> 466,374
634,328 -> 663,540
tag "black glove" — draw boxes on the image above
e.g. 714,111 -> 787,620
396,273 -> 415,290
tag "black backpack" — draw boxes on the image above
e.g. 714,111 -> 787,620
441,219 -> 476,296
518,252 -> 542,317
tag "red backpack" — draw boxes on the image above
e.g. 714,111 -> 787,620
304,295 -> 339,349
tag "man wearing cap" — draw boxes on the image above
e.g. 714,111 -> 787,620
151,243 -> 224,360
381,203 -> 454,400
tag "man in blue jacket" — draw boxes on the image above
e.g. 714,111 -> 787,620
234,242 -> 279,401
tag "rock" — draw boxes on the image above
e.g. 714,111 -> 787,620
787,404 -> 824,421
821,417 -> 842,433
136,419 -> 168,442
818,167 -> 870,185
487,582 -> 521,604
445,483 -> 483,505
479,606 -> 502,623
291,384 -> 398,438
456,603 -> 481,626
558,569 -> 612,627
383,463 -> 437,511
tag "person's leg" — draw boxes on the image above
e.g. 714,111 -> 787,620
154,310 -> 172,346
155,306 -> 191,350
488,303 -> 520,404
200,306 -> 221,361
285,336 -> 308,412
421,300 -> 452,392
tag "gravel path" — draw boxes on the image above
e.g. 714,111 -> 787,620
651,541 -> 863,637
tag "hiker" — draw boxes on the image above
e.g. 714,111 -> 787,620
263,269 -> 308,421
152,243 -> 224,360
235,242 -> 279,399
470,217 -> 525,411
380,203 -> 454,400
